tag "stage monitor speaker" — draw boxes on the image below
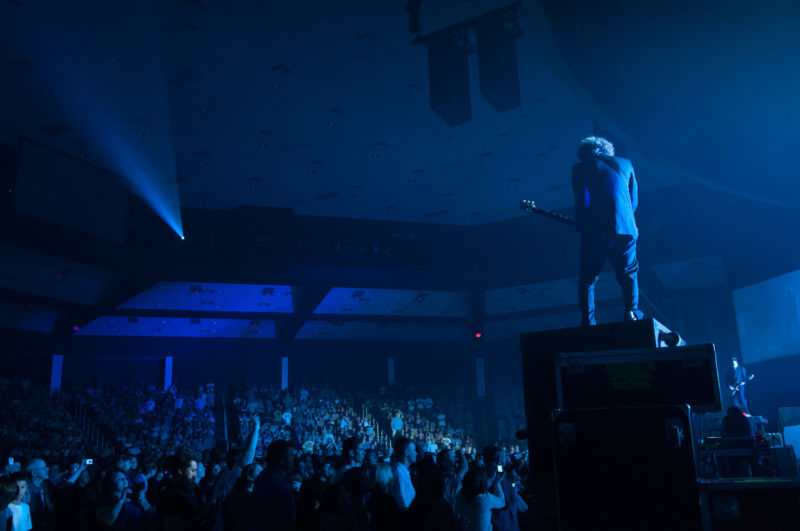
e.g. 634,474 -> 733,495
553,406 -> 701,531
521,318 -> 684,418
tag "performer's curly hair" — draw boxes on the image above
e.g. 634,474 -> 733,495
577,136 -> 614,161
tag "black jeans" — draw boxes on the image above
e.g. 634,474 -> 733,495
578,234 -> 639,326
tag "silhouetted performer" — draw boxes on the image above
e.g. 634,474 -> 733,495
729,357 -> 751,415
572,136 -> 641,326
722,406 -> 753,438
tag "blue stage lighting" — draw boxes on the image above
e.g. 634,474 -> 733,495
30,34 -> 185,240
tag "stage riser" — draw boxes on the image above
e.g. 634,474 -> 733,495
518,319 -> 700,530
553,406 -> 701,531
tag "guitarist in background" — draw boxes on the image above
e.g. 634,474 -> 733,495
729,357 -> 752,415
572,136 -> 642,326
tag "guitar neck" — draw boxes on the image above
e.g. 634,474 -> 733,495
524,204 -> 575,226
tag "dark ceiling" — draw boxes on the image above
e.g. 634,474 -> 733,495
2,0 -> 800,346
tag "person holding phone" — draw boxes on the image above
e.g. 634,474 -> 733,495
482,446 -> 527,531
456,467 -> 504,531
91,470 -> 142,530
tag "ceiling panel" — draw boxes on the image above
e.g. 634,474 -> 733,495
652,257 -> 725,292
485,273 -> 620,315
76,316 -> 277,338
314,287 -> 470,317
119,282 -> 294,313
296,320 -> 471,341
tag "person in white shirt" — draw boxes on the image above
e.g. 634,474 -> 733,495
389,437 -> 416,509
8,474 -> 33,531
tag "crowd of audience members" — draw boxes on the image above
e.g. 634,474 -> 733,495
232,385 -> 394,459
1,380 -> 91,469
360,383 -> 525,453
491,391 -> 526,450
62,383 -> 218,459
2,380 -> 531,531
364,384 -> 476,457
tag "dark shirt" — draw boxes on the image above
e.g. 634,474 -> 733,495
53,482 -> 88,531
158,478 -> 211,531
250,468 -> 295,531
28,479 -> 54,531
213,464 -> 242,504
222,488 -> 252,531
572,154 -> 638,237
90,502 -> 142,531
404,498 -> 458,531
723,413 -> 754,438
490,477 -> 522,531
441,470 -> 460,513
366,490 -> 401,531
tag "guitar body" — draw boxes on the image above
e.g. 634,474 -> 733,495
729,374 -> 755,397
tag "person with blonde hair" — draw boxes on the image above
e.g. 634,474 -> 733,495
368,463 -> 401,531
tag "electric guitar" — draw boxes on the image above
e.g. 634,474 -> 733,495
729,374 -> 754,397
519,199 -> 575,226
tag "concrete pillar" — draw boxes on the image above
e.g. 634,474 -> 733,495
50,354 -> 63,394
476,357 -> 486,397
162,356 -> 173,391
388,357 -> 395,384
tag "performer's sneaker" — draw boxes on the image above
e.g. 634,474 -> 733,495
626,309 -> 644,321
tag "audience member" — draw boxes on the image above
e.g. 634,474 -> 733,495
26,459 -> 53,531
2,476 -> 19,531
7,472 -> 32,531
90,469 -> 142,531
331,437 -> 364,484
456,468 -> 504,531
388,438 -> 416,510
438,448 -> 468,512
250,440 -> 296,531
221,463 -> 257,531
158,451 -> 214,531
482,445 -> 527,531
722,406 -> 754,438
404,461 -> 459,531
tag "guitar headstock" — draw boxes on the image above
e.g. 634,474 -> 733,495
519,199 -> 535,212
